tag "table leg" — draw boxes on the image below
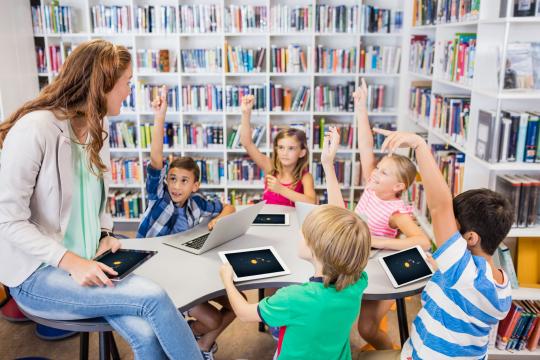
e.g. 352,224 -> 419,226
258,288 -> 265,332
396,298 -> 409,346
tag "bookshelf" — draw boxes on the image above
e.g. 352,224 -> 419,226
28,0 -> 407,223
407,1 -> 540,357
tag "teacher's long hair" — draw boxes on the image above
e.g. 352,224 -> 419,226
0,39 -> 131,176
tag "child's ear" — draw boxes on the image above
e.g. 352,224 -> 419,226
463,231 -> 481,248
393,182 -> 406,194
299,148 -> 307,158
192,181 -> 200,193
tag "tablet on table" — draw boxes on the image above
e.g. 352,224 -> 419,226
219,246 -> 290,282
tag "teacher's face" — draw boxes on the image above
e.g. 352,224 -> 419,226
106,64 -> 133,116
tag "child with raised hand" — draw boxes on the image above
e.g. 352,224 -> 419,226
373,128 -> 514,360
220,205 -> 371,360
240,95 -> 316,206
136,86 -> 236,359
321,79 -> 429,350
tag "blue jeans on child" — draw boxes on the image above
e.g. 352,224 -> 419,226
9,265 -> 202,360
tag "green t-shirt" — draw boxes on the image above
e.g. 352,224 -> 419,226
258,272 -> 368,360
63,132 -> 103,260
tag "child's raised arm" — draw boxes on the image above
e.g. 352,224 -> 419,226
150,85 -> 168,170
354,79 -> 377,184
239,95 -> 272,173
321,126 -> 345,207
374,129 -> 457,248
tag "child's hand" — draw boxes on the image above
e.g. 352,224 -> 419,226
266,175 -> 284,194
241,95 -> 255,115
373,128 -> 425,154
426,254 -> 438,272
321,126 -> 340,165
151,85 -> 168,122
353,78 -> 368,109
220,264 -> 234,283
208,217 -> 219,230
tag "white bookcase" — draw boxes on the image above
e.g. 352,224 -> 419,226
405,1 -> 540,357
30,0 -> 408,224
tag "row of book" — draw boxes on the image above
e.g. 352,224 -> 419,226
111,158 -> 141,185
195,159 -> 224,185
181,48 -> 222,73
365,84 -> 388,112
135,6 -> 157,33
225,44 -> 265,73
373,122 -> 398,150
500,0 -> 540,17
430,94 -> 470,147
476,110 -> 540,163
360,46 -> 401,74
90,5 -> 131,34
228,191 -> 261,206
493,299 -> 540,352
439,32 -> 476,85
137,49 -> 174,73
314,83 -> 355,113
432,144 -> 465,196
496,174 -> 540,228
361,5 -> 403,34
312,160 -> 352,187
314,46 -> 357,74
225,85 -> 266,112
409,83 -> 432,124
224,5 -> 268,33
270,45 -> 309,73
227,159 -> 264,183
107,191 -> 143,219
312,120 -> 355,150
269,84 -> 311,112
184,123 -> 224,148
412,0 -> 480,26
109,122 -> 137,149
409,35 -> 435,76
179,5 -> 221,34
269,5 -> 312,33
31,5 -> 73,34
504,42 -> 540,90
315,5 -> 361,33
139,84 -> 180,112
182,84 -> 223,112
227,124 -> 266,149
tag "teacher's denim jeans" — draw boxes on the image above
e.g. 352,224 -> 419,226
10,266 -> 202,360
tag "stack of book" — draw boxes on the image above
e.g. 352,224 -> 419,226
225,5 -> 268,33
431,94 -> 470,146
412,0 -> 480,26
108,191 -> 143,219
493,300 -> 540,352
179,4 -> 222,33
269,84 -> 311,112
314,46 -> 357,73
439,32 -> 477,85
225,85 -> 266,111
109,122 -> 137,149
409,83 -> 432,124
270,5 -> 312,33
314,82 -> 355,112
360,45 -> 401,74
315,5 -> 361,33
194,158 -> 224,185
496,174 -> 540,228
137,49 -> 175,73
181,84 -> 223,112
139,84 -> 180,111
361,5 -> 403,33
31,4 -> 73,34
227,124 -> 265,149
270,45 -> 310,73
184,123 -> 224,149
365,84 -> 387,112
181,48 -> 222,73
312,159 -> 352,187
409,35 -> 435,75
111,158 -> 141,185
225,44 -> 266,73
312,119 -> 354,149
475,110 -> 540,163
227,158 -> 265,184
91,5 -> 132,33
121,84 -> 136,112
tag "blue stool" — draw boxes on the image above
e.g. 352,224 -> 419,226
20,309 -> 120,360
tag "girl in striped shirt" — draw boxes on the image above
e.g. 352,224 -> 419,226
321,79 -> 430,350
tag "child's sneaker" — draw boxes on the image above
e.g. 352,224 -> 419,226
201,350 -> 214,360
269,326 -> 280,341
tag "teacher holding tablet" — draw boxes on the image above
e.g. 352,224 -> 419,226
0,40 -> 201,359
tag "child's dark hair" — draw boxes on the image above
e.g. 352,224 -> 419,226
169,157 -> 200,182
453,189 -> 514,255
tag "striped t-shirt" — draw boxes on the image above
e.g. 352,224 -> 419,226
401,232 -> 512,360
355,188 -> 413,238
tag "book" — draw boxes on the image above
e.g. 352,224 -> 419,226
270,45 -> 310,73
183,123 -> 223,149
226,43 -> 266,73
409,35 -> 435,75
137,49 -> 176,73
182,84 -> 223,112
227,158 -> 265,184
159,5 -> 177,33
314,82 -> 355,112
179,5 -> 222,33
181,48 -> 222,73
270,5 -> 312,33
504,43 -> 535,89
121,84 -> 136,112
499,244 -> 520,289
225,85 -> 266,111
514,0 -> 537,16
107,190 -> 143,219
139,83 -> 180,111
111,158 -> 141,185
91,5 -> 132,33
314,46 -> 357,73
409,83 -> 432,124
312,159 -> 352,187
109,122 -> 137,149
225,5 -> 268,33
431,94 -> 470,146
439,32 -> 477,85
360,45 -> 401,74
315,5 -> 361,33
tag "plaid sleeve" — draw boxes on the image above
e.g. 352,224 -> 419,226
146,163 -> 167,201
191,193 -> 223,217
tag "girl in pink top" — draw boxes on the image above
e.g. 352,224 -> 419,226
240,95 -> 316,206
321,79 -> 430,351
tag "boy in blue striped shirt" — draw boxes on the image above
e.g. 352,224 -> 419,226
374,129 -> 514,360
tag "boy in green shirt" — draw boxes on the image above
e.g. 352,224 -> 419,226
219,205 -> 372,359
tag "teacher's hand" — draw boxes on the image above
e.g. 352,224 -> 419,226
59,252 -> 118,287
96,236 -> 122,257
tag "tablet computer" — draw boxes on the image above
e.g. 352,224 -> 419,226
252,213 -> 290,226
219,246 -> 290,282
378,246 -> 434,288
94,249 -> 157,281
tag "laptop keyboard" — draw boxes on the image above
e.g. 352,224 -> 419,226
183,233 -> 210,250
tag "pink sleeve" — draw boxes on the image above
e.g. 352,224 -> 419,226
391,201 -> 413,216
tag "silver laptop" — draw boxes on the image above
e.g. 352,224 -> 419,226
162,201 -> 266,255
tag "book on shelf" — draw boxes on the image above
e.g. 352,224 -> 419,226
315,5 -> 361,33
365,84 -> 387,112
269,84 -> 310,112
373,122 -> 398,150
494,299 -> 540,352
179,4 -> 222,33
46,45 -> 62,73
431,144 -> 465,196
121,84 -> 136,112
496,174 -> 540,228
194,158 -> 224,185
32,4 -> 73,34
225,85 -> 266,112
439,32 -> 476,85
225,43 -> 265,73
312,120 -> 354,150
228,190 -> 262,206
109,122 -> 137,149
361,5 -> 403,33
312,159 -> 352,187
224,5 -> 268,33
139,123 -> 154,149
314,82 -> 355,112
111,158 -> 141,185
139,83 -> 180,111
227,124 -> 265,149
182,84 -> 223,112
270,5 -> 312,33
360,45 -> 401,74
227,158 -> 264,183
184,123 -> 223,149
135,5 -> 156,33
409,82 -> 432,123
413,0 -> 480,26
270,45 -> 309,73
91,5 -> 132,33
137,49 -> 176,73
181,48 -> 222,73
271,123 -> 309,143
36,46 -> 46,73
431,94 -> 470,146
314,45 -> 357,73
159,6 -> 177,33
504,42 -> 540,90
108,190 -> 143,220
409,35 -> 434,75
513,0 -> 538,17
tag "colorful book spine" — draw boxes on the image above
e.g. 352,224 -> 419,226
439,32 -> 477,85
181,84 -> 223,112
194,158 -> 224,185
314,82 -> 355,112
135,5 -> 156,33
270,45 -> 310,73
137,49 -> 175,73
228,190 -> 262,206
108,190 -> 143,219
184,123 -> 223,149
430,94 -> 470,146
159,6 -> 177,33
360,45 -> 401,74
35,4 -> 73,34
431,144 -> 466,196
312,159 -> 352,187
225,5 -> 268,33
365,84 -> 387,112
312,123 -> 354,150
91,5 -> 132,33
121,84 -> 136,112
179,4 -> 222,33
361,5 -> 402,33
227,124 -> 266,149
314,46 -> 357,73
269,84 -> 310,112
270,5 -> 312,33
225,44 -> 266,73
409,35 -> 435,75
36,46 -> 47,73
373,122 -> 398,150
225,85 -> 266,112
139,83 -> 180,112
227,158 -> 265,183
111,158 -> 141,185
409,84 -> 432,124
109,122 -> 137,149
181,48 -> 222,73
315,5 -> 361,33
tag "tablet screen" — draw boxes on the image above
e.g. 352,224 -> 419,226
223,249 -> 285,278
253,214 -> 286,225
381,247 -> 432,286
96,249 -> 156,279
